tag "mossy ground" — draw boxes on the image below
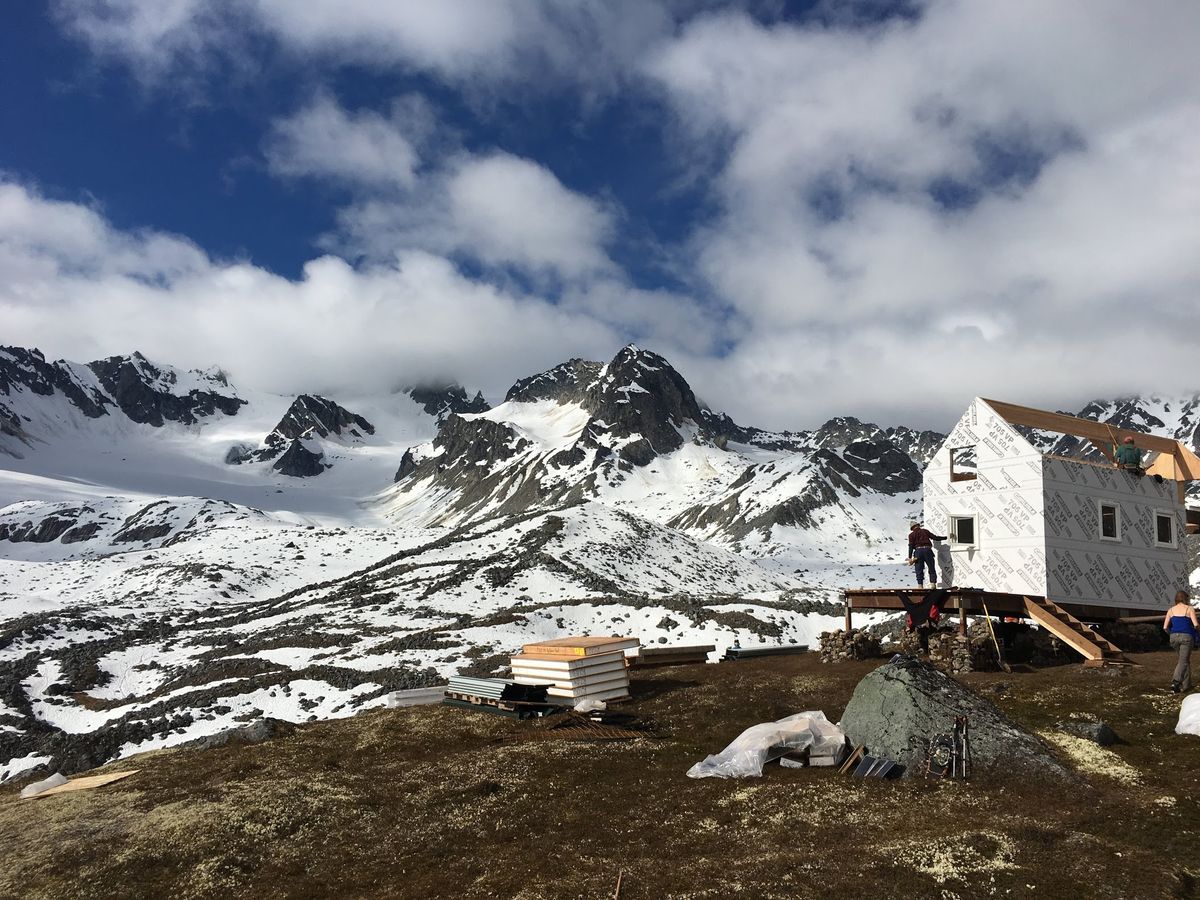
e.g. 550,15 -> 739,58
1,652 -> 1198,899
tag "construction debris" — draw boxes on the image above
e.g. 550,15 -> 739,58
1176,695 -> 1200,737
723,643 -> 808,661
632,645 -> 715,666
443,676 -> 558,719
818,629 -> 881,663
852,755 -> 902,778
534,710 -> 655,742
686,711 -> 844,779
22,770 -> 137,800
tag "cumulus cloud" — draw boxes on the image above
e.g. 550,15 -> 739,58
53,0 -> 677,95
0,181 -> 664,400
265,93 -> 618,282
36,2 -> 1200,431
265,94 -> 433,188
642,1 -> 1200,427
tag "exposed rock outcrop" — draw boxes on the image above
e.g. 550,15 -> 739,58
272,439 -> 328,478
87,352 -> 244,426
408,385 -> 489,421
839,655 -> 1071,779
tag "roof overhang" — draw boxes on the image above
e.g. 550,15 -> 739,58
980,397 -> 1200,483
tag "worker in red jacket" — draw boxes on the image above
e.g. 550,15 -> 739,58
908,522 -> 947,588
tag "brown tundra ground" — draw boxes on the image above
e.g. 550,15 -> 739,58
1,650 -> 1198,900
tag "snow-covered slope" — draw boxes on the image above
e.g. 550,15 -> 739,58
6,340 -> 1199,781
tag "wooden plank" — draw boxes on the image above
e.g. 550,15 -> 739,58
982,398 -> 1181,454
26,770 -> 137,800
1022,597 -> 1104,661
521,637 -> 639,658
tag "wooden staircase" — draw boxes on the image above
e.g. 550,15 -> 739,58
1021,596 -> 1133,666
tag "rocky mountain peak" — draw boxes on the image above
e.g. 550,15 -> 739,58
271,438 -> 328,478
85,352 -> 244,427
505,358 -> 603,405
581,345 -> 705,464
407,384 -> 490,421
264,395 -> 375,449
0,345 -> 110,421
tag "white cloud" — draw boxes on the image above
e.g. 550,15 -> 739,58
38,2 -> 1200,431
445,154 -> 614,278
641,2 -> 1200,427
0,181 -> 641,399
265,94 -> 431,188
53,0 -> 676,95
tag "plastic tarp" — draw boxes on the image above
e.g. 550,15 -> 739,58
686,711 -> 844,779
1177,694 -> 1200,737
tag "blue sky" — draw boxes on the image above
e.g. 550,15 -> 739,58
2,1 -> 1198,429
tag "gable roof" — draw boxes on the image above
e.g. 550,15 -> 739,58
980,397 -> 1200,482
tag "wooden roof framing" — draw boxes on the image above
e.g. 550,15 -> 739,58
982,398 -> 1200,483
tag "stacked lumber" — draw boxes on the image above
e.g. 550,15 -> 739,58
511,636 -> 639,703
442,676 -> 554,718
723,643 -> 808,661
632,644 -> 715,667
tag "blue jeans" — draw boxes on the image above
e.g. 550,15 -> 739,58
914,547 -> 936,586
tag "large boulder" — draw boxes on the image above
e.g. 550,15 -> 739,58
839,655 -> 1071,779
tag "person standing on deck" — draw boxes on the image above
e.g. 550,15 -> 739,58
908,523 -> 947,589
1163,590 -> 1198,693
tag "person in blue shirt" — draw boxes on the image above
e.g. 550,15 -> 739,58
1162,590 -> 1198,692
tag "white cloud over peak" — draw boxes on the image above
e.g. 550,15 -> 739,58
0,181 -> 689,401
32,2 -> 1200,430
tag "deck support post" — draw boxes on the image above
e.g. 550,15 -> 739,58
958,605 -> 967,636
844,599 -> 852,635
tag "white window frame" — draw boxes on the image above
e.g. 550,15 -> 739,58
948,514 -> 977,548
1153,509 -> 1177,548
1097,500 -> 1121,542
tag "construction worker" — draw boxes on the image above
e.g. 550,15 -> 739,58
907,522 -> 946,589
1114,436 -> 1144,475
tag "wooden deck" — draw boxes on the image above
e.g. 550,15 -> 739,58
843,587 -> 1144,664
843,587 -> 1159,622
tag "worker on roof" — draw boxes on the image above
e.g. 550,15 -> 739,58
1114,436 -> 1144,475
907,522 -> 946,589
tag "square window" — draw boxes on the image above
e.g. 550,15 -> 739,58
1156,512 -> 1176,547
950,446 -> 978,482
950,515 -> 976,545
1098,502 -> 1120,541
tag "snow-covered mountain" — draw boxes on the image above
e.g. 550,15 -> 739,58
3,341 -> 1198,781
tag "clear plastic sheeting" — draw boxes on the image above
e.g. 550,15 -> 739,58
686,711 -> 844,779
1177,694 -> 1200,737
19,772 -> 68,799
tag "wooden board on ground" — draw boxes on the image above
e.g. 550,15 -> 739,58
521,636 -> 639,658
26,770 -> 138,800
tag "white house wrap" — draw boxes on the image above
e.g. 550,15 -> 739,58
923,397 -> 1187,612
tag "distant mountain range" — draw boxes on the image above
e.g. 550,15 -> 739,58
1,341 -> 1197,780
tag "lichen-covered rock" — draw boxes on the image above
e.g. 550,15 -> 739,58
839,655 -> 1071,779
1055,720 -> 1119,746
